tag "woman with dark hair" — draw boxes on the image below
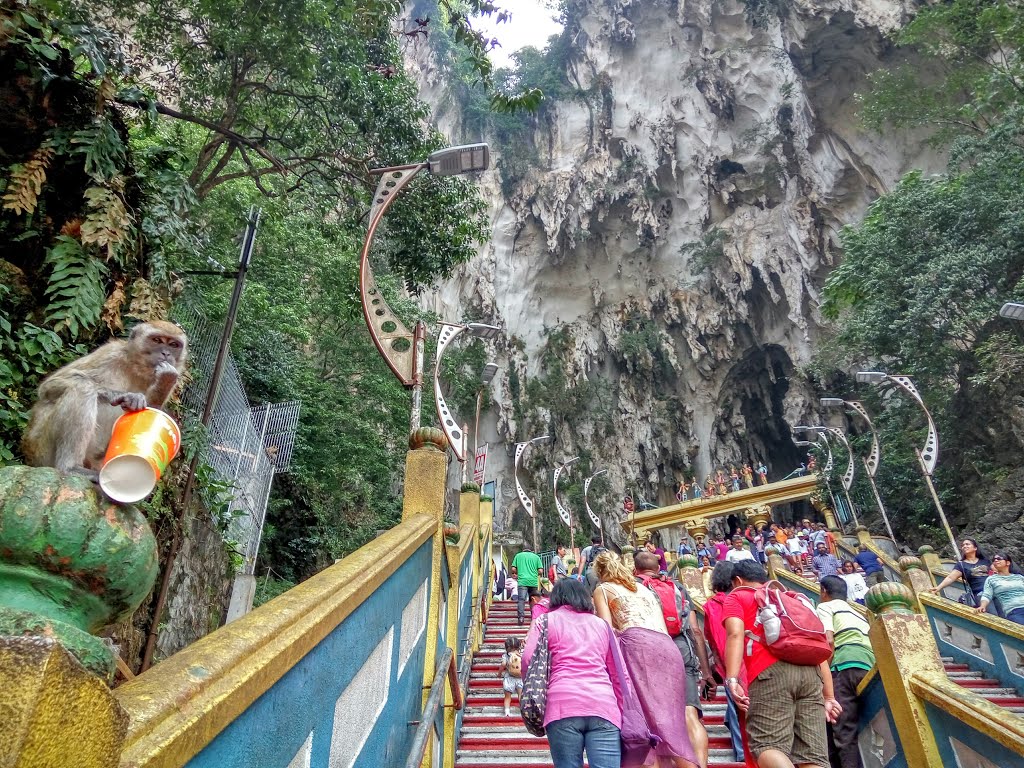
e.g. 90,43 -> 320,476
593,552 -> 698,768
522,577 -> 624,768
978,554 -> 1024,625
929,538 -> 992,608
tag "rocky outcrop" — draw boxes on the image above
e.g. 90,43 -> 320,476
410,0 -> 941,540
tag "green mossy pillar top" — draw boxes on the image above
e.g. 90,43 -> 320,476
0,466 -> 159,681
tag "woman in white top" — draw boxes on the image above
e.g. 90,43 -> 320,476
839,560 -> 869,604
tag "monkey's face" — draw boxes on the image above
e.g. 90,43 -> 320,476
132,322 -> 187,371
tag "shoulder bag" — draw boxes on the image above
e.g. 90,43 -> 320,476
520,614 -> 550,736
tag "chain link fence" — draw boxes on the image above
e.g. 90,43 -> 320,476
174,302 -> 299,576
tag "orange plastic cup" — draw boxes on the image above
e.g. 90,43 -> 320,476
99,407 -> 182,503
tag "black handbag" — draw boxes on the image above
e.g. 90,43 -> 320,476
519,614 -> 550,736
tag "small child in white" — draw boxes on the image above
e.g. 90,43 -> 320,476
499,636 -> 524,716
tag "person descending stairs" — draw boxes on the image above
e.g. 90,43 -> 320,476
456,598 -> 746,767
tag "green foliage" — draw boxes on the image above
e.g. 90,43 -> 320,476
680,228 -> 730,274
859,0 -> 1024,144
41,235 -> 107,337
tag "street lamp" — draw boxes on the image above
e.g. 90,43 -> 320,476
794,433 -> 845,528
821,398 -> 896,540
584,469 -> 607,544
515,434 -> 551,551
553,457 -> 580,548
359,143 -> 490,433
855,370 -> 960,564
795,425 -> 858,527
999,302 -> 1024,320
433,322 -> 501,463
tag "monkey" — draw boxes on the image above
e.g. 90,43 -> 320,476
22,320 -> 188,477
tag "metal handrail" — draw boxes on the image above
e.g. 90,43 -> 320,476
404,647 -> 461,768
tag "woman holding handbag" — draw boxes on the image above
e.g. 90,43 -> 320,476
593,552 -> 699,768
521,578 -> 625,768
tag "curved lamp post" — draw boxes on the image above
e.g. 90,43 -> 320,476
515,434 -> 551,550
795,437 -> 843,528
584,469 -> 607,544
433,322 -> 500,463
855,371 -> 960,563
553,457 -> 580,547
359,143 -> 490,431
821,398 -> 895,540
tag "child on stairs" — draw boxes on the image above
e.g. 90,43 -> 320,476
499,636 -> 524,717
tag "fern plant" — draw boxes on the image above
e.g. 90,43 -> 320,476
42,236 -> 108,338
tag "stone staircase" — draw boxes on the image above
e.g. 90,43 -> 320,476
456,599 -> 745,768
943,657 -> 1024,714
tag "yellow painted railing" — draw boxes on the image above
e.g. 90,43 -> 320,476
621,475 -> 818,533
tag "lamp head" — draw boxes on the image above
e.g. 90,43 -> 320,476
793,440 -> 812,447
467,322 -> 501,340
480,362 -> 499,386
1000,302 -> 1024,321
820,397 -> 845,407
855,371 -> 887,384
530,434 -> 552,445
427,143 -> 490,176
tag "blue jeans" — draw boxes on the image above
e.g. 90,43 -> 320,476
724,686 -> 746,761
1006,607 -> 1024,626
546,716 -> 621,768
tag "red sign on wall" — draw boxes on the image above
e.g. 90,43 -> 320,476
473,446 -> 487,485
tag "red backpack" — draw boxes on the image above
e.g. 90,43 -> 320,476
548,565 -> 556,582
735,581 -> 832,666
641,576 -> 682,636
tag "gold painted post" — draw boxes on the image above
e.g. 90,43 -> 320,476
898,556 -> 933,611
917,546 -> 941,586
676,556 -> 705,601
460,490 -> 482,652
403,428 -> 449,768
480,499 -> 494,612
0,637 -> 127,768
854,525 -> 873,548
864,583 -> 943,767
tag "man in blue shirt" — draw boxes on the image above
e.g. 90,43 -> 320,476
853,545 -> 886,586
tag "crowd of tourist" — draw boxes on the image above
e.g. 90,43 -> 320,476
496,524 -> 1024,768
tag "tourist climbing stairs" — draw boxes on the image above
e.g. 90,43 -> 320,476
456,599 -> 745,767
943,657 -> 1024,715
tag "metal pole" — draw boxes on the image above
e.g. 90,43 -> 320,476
842,488 -> 860,528
862,457 -> 896,541
410,320 -> 426,432
141,207 -> 260,673
461,422 -> 469,485
531,496 -> 538,551
473,389 -> 483,457
915,448 -> 963,568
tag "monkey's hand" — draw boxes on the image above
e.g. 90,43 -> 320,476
108,392 -> 148,412
155,360 -> 180,382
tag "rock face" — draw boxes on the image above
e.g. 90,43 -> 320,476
410,0 -> 940,540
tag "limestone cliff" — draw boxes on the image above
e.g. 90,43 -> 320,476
409,0 -> 940,540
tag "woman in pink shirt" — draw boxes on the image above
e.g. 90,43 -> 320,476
522,578 -> 624,768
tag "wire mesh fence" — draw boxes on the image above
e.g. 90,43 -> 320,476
173,301 -> 299,576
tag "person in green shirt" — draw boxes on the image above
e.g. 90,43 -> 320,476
511,547 -> 543,625
816,575 -> 875,768
978,553 -> 1024,625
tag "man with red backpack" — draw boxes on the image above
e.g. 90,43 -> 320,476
635,551 -> 713,768
723,560 -> 841,768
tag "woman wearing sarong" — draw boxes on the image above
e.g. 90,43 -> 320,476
592,551 -> 698,768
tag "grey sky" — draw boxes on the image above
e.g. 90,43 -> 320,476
474,0 -> 564,69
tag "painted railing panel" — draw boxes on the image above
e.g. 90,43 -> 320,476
186,536 -> 433,768
856,670 -> 907,768
920,592 -> 1024,695
912,672 -> 1024,767
115,515 -> 437,768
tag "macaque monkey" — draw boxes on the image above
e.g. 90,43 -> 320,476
23,321 -> 188,476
